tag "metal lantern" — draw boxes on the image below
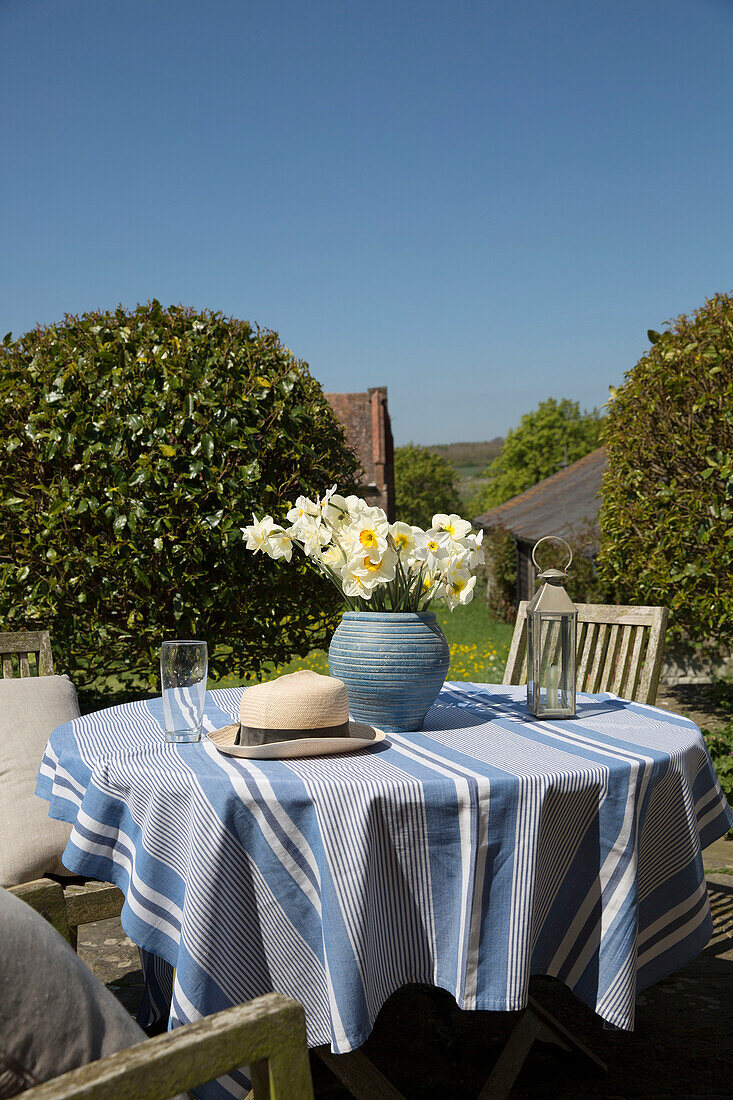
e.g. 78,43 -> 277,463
526,536 -> 577,719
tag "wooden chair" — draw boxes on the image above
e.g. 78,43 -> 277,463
1,629 -> 124,948
0,629 -> 55,678
503,602 -> 670,706
21,991 -> 313,1100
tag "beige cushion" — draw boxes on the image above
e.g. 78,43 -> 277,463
0,676 -> 79,887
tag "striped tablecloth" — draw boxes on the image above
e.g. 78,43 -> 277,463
37,683 -> 732,1099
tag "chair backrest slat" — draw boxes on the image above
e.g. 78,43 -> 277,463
637,605 -> 668,704
588,622 -> 608,693
503,600 -> 530,685
0,631 -> 54,678
600,623 -> 620,694
502,602 -> 669,705
611,624 -> 634,697
576,621 -> 597,691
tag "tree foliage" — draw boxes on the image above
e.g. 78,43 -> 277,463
472,398 -> 604,514
598,293 -> 733,647
0,302 -> 360,689
393,444 -> 461,528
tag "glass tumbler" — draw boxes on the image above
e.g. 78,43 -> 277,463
160,640 -> 208,743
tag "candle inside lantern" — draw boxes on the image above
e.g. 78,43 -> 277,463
546,663 -> 560,709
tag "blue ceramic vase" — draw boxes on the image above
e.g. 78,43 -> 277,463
328,610 -> 450,733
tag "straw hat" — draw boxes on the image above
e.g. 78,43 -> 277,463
207,670 -> 385,759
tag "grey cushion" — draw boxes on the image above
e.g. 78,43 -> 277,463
0,886 -> 147,1096
0,675 -> 79,887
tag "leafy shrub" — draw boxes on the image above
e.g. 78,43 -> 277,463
394,443 -> 461,528
598,293 -> 733,649
472,398 -> 603,515
0,302 -> 360,689
702,723 -> 733,827
483,525 -> 517,622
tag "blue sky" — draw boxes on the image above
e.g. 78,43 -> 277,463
2,0 -> 732,444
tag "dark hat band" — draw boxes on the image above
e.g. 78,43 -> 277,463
238,720 -> 351,747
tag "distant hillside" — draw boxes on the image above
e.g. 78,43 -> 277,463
425,439 -> 504,515
427,439 -> 504,471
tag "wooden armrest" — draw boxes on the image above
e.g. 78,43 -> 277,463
64,881 -> 124,927
8,878 -> 71,942
21,993 -> 314,1100
9,877 -> 124,948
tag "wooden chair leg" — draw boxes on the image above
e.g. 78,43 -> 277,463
527,995 -> 607,1071
477,1009 -> 543,1100
314,1045 -> 406,1100
477,997 -> 607,1100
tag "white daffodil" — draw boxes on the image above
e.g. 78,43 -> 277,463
443,565 -> 477,610
458,528 -> 485,570
412,530 -> 451,573
317,543 -> 347,578
343,546 -> 397,594
290,512 -> 331,557
319,486 -> 350,527
268,528 -> 294,562
343,494 -> 372,516
241,514 -> 279,554
419,569 -> 445,602
241,488 -> 481,614
389,521 -> 421,556
342,507 -> 390,563
341,564 -> 373,599
286,494 -> 320,527
432,513 -> 473,541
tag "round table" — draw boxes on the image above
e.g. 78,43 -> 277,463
37,681 -> 733,1100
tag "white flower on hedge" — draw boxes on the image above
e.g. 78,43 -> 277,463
432,513 -> 473,541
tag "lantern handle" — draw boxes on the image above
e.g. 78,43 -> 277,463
531,536 -> 573,575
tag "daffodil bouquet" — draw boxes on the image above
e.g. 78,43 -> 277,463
242,488 -> 484,612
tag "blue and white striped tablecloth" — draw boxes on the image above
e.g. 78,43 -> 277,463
37,683 -> 732,1099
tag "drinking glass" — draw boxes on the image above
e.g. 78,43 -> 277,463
160,640 -> 208,743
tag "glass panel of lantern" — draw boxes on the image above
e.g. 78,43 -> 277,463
526,537 -> 578,719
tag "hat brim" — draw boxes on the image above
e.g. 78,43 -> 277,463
205,720 -> 386,760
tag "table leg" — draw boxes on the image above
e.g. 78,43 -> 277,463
314,1045 -> 406,1100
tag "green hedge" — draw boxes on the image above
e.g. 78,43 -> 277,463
598,292 -> 733,648
0,302 -> 360,688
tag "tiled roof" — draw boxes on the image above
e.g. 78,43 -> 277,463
473,446 -> 607,544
